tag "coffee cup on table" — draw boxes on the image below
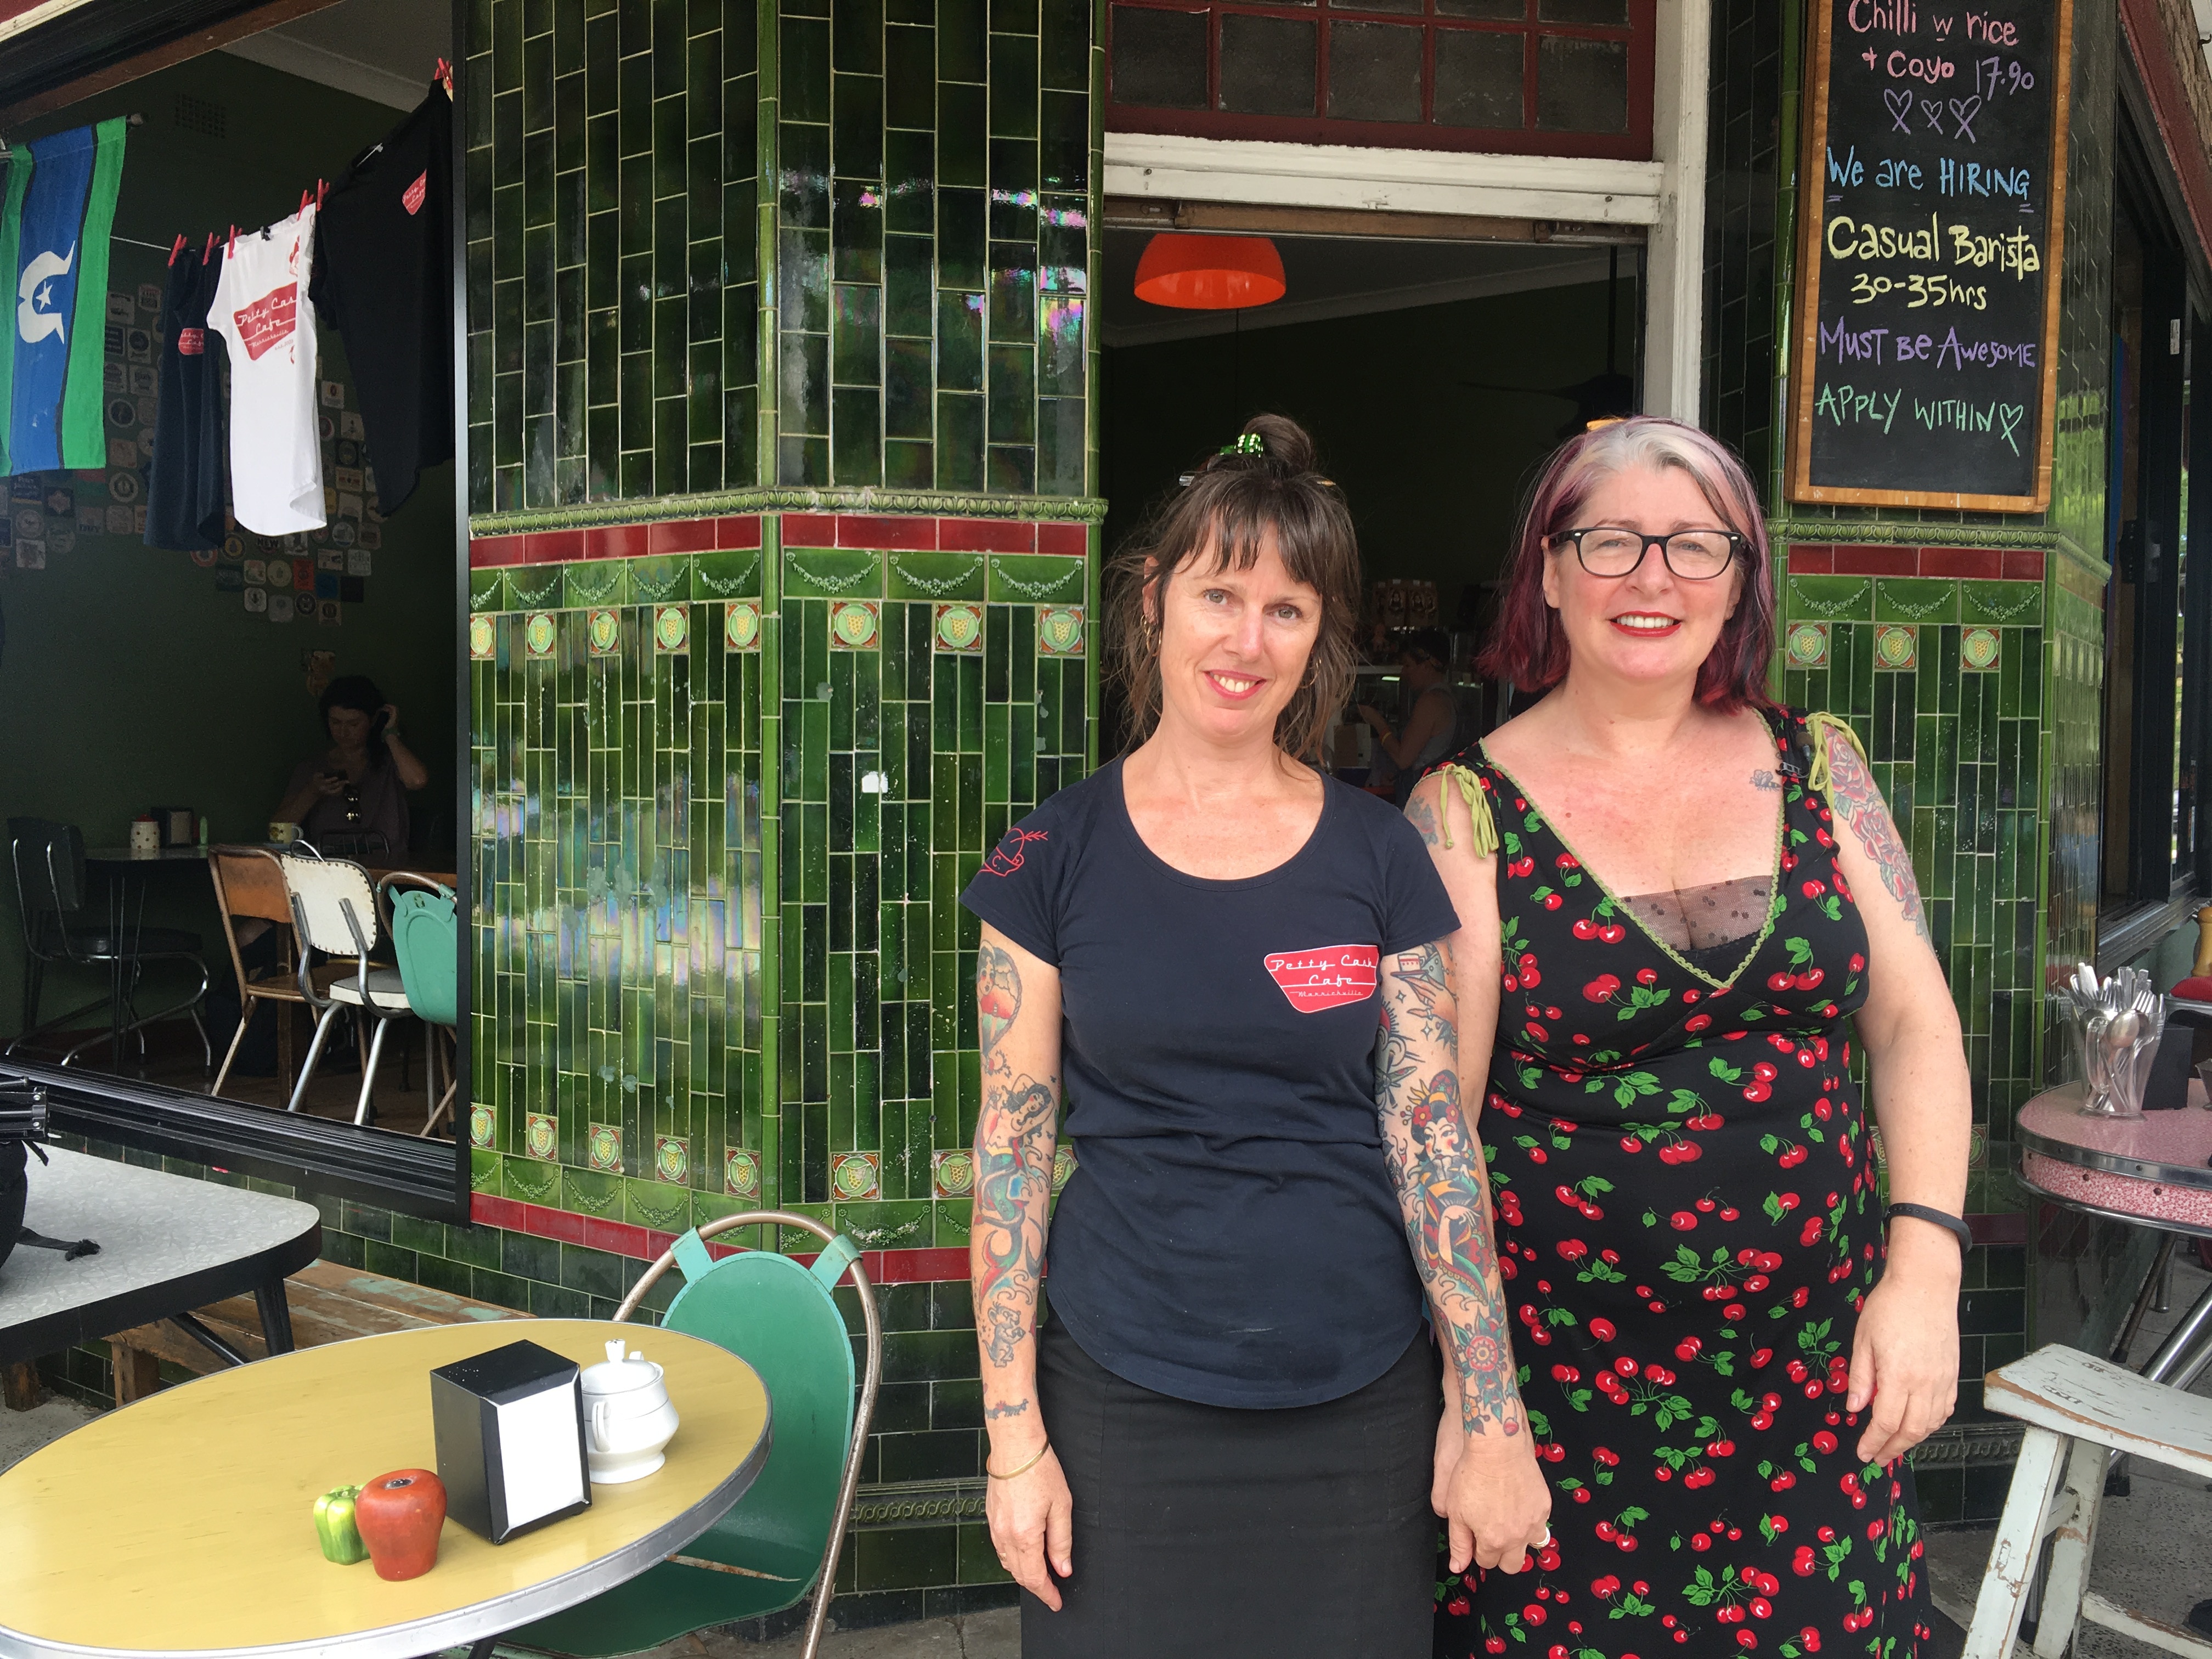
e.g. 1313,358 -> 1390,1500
128,817 -> 159,855
269,821 -> 300,845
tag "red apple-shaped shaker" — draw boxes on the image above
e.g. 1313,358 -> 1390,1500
353,1469 -> 447,1581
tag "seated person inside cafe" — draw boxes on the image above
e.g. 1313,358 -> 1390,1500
273,675 -> 430,856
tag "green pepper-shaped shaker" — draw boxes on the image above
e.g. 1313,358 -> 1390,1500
314,1485 -> 369,1564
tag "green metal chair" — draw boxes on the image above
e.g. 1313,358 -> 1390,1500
505,1211 -> 882,1659
379,874 -> 458,1137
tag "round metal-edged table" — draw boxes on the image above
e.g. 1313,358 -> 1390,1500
0,1318 -> 771,1659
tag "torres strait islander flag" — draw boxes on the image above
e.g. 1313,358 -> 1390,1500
0,117 -> 127,476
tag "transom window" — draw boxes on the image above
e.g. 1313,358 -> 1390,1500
1106,0 -> 1653,158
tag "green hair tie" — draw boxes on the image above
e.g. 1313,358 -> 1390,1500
1219,432 -> 1264,456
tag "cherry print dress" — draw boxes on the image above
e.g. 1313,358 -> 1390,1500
1432,708 -> 1933,1659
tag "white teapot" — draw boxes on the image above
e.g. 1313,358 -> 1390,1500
579,1339 -> 680,1484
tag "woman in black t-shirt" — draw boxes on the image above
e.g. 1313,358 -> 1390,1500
960,416 -> 1549,1657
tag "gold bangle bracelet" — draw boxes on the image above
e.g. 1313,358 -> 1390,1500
986,1441 -> 1052,1480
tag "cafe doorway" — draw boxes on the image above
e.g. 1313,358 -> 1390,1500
0,0 -> 464,1142
1098,222 -> 1643,782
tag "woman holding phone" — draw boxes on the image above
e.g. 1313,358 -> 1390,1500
272,673 -> 428,854
960,415 -> 1548,1657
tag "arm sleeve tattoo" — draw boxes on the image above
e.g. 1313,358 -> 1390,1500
970,941 -> 1060,1384
1820,726 -> 1932,945
1375,939 -> 1526,1437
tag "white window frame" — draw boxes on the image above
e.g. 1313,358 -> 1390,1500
1101,0 -> 1711,421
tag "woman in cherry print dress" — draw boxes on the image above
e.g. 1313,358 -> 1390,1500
1414,418 -> 1971,1659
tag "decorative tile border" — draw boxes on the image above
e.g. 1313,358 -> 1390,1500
1786,543 -> 2046,582
470,510 -> 1088,569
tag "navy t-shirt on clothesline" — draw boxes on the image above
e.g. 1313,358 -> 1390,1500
959,758 -> 1460,1410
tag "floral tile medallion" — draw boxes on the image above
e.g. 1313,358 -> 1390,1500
654,1135 -> 690,1184
523,1110 -> 558,1162
652,602 -> 689,653
1874,624 -> 1917,670
831,1150 -> 881,1200
725,599 -> 761,651
931,1148 -> 975,1199
523,611 -> 557,658
469,614 -> 494,659
586,607 -> 620,656
1784,620 -> 1829,669
469,1102 -> 495,1150
724,1147 -> 762,1199
1961,626 -> 2000,672
830,599 -> 881,650
1037,605 -> 1085,656
934,601 -> 984,653
586,1121 -> 624,1173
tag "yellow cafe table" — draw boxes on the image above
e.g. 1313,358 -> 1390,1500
0,1319 -> 771,1659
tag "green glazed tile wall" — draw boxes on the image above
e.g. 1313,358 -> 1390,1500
1776,574 -> 2048,1198
464,0 -> 765,514
770,0 -> 1096,495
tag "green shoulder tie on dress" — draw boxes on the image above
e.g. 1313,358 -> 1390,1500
1801,711 -> 1871,799
1430,763 -> 1498,857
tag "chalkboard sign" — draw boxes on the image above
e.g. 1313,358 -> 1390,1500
1786,0 -> 2073,511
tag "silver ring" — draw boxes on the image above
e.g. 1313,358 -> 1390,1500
1537,1527 -> 1554,1548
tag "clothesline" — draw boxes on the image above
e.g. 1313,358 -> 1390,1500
111,233 -> 176,255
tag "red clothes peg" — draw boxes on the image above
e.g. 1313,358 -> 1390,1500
315,178 -> 327,211
168,233 -> 187,266
227,224 -> 238,259
436,57 -> 452,95
202,231 -> 216,264
298,187 -> 311,215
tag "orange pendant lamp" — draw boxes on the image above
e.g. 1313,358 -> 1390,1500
1132,233 -> 1286,310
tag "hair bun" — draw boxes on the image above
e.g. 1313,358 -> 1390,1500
1240,413 -> 1317,474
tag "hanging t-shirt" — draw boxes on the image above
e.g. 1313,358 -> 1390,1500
958,759 -> 1461,1409
209,206 -> 324,534
310,81 -> 452,517
143,250 -> 228,551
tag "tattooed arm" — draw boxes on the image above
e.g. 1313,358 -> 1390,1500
971,924 -> 1075,1610
1817,723 -> 1970,1468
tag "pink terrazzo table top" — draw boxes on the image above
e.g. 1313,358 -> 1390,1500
2019,1082 -> 2212,1233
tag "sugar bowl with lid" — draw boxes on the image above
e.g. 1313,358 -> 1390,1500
579,1339 -> 681,1483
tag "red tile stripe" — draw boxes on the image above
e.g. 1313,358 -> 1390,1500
473,513 -> 1087,568
470,1190 -> 970,1282
1785,544 -> 2046,584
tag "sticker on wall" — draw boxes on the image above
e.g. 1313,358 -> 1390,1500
104,291 -> 133,326
831,1150 -> 882,1201
106,470 -> 139,504
524,611 -> 557,657
317,548 -> 345,572
244,585 -> 268,613
318,600 -> 341,626
724,599 -> 760,651
266,556 -> 292,588
524,1111 -> 558,1161
188,545 -> 216,569
829,599 -> 880,650
340,410 -> 365,441
587,608 -> 620,656
269,594 -> 296,624
13,539 -> 43,569
724,1147 -> 761,1199
221,535 -> 245,563
1784,621 -> 1829,668
931,1148 -> 975,1199
1052,1144 -> 1077,1193
935,601 -> 984,653
652,603 -> 689,652
469,614 -> 495,658
1961,627 -> 2000,672
1037,606 -> 1085,656
654,1135 -> 690,1184
586,1122 -> 623,1173
1874,624 -> 1917,670
104,504 -> 132,535
213,567 -> 243,592
469,1103 -> 495,1149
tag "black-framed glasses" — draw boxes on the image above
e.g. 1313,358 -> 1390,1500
1551,526 -> 1746,581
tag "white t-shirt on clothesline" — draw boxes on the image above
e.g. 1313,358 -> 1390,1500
210,205 -> 325,534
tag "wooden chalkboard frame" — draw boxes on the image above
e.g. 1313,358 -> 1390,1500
1784,0 -> 2075,513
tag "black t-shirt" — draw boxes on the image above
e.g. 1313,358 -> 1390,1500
143,252 -> 227,551
960,759 -> 1460,1408
310,81 -> 453,516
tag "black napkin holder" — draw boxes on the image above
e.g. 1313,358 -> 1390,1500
2142,1026 -> 2199,1111
431,1339 -> 592,1542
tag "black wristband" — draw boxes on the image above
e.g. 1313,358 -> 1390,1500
1885,1202 -> 1972,1252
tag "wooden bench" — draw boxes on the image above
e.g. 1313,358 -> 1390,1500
104,1259 -> 524,1402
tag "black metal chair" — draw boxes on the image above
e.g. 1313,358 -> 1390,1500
6,817 -> 211,1070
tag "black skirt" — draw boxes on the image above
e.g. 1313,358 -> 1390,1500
1022,1318 -> 1440,1659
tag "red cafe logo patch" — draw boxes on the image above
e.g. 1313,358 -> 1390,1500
232,283 -> 298,361
1264,944 -> 1379,1013
177,327 -> 205,357
403,171 -> 428,216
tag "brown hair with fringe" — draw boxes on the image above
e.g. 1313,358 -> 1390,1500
1106,414 -> 1361,760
